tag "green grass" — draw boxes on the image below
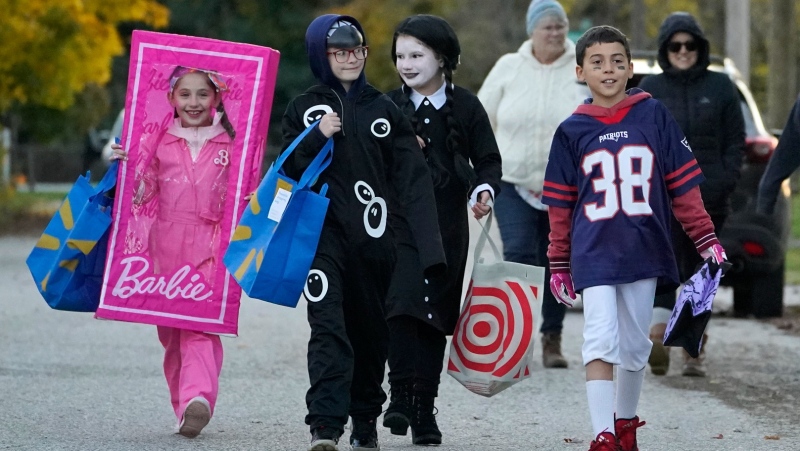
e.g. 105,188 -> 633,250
15,191 -> 68,203
787,248 -> 800,284
0,188 -> 67,234
787,194 -> 800,284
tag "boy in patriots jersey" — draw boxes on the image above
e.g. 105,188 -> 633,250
541,26 -> 726,451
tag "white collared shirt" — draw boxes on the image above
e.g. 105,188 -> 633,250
407,81 -> 495,206
408,82 -> 447,111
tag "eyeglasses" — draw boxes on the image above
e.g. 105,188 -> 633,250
667,41 -> 698,53
327,47 -> 369,63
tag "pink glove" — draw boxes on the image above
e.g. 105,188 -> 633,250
701,243 -> 727,264
549,273 -> 577,307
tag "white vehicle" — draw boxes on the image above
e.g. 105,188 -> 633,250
101,109 -> 125,166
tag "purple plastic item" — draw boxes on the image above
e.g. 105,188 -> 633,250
663,259 -> 730,358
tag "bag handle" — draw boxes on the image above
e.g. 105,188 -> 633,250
297,138 -> 333,189
474,210 -> 503,264
273,120 -> 323,173
92,160 -> 120,197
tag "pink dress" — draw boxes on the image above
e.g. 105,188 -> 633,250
135,118 -> 232,283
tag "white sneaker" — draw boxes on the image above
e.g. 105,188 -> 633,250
177,397 -> 211,438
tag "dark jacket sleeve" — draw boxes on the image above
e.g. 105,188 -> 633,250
757,97 -> 800,214
466,95 -> 503,197
720,79 -> 746,187
387,103 -> 447,277
640,72 -> 745,215
637,74 -> 661,98
280,97 -> 330,180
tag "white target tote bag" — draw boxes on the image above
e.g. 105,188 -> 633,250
447,211 -> 544,397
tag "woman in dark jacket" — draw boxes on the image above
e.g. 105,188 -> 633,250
638,11 -> 745,378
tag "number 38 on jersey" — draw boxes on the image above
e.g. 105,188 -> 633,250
583,145 -> 654,221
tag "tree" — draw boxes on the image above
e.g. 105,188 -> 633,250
446,0 -> 529,93
767,0 -> 796,129
0,0 -> 169,114
629,0 -> 646,49
0,0 -> 168,188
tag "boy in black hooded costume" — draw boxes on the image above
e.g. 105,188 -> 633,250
282,14 -> 446,451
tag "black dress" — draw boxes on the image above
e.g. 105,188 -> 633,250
385,86 -> 502,334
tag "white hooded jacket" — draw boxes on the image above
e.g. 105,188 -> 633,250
478,39 -> 583,192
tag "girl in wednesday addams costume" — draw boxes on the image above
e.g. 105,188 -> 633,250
383,14 -> 502,446
281,14 -> 445,451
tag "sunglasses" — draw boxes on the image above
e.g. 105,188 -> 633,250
667,41 -> 698,53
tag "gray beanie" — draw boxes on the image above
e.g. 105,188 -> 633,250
526,0 -> 568,35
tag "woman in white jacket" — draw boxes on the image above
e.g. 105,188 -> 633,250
478,0 -> 583,368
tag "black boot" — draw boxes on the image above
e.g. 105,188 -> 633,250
410,385 -> 442,445
382,380 -> 413,435
350,417 -> 379,450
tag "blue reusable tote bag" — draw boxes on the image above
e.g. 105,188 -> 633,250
26,161 -> 119,312
224,123 -> 332,307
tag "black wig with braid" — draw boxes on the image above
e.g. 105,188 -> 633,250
391,15 -> 477,190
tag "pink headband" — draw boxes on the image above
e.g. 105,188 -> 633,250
168,66 -> 229,93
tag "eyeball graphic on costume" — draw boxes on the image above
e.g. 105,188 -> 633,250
354,181 -> 387,238
370,118 -> 391,138
304,269 -> 328,303
213,149 -> 229,166
354,180 -> 374,204
303,104 -> 334,127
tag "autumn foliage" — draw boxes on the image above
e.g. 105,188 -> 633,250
0,0 -> 169,113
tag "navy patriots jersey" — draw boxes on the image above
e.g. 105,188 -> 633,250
542,91 -> 704,292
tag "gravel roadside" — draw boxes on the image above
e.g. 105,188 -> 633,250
2,235 -> 800,450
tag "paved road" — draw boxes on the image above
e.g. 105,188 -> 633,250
2,234 -> 799,451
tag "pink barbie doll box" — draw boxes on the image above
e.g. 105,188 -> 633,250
96,30 -> 280,335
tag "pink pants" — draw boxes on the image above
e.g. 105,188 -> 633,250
157,326 -> 224,420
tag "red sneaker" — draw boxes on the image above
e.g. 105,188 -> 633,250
615,416 -> 646,451
588,431 -> 619,451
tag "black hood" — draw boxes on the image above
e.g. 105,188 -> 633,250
305,14 -> 367,99
656,12 -> 710,77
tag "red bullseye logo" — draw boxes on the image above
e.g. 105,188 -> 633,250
449,280 -> 538,379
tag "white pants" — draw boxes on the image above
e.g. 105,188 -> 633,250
582,278 -> 656,371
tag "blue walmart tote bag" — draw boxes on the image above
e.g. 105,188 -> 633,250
224,123 -> 332,307
26,161 -> 119,312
